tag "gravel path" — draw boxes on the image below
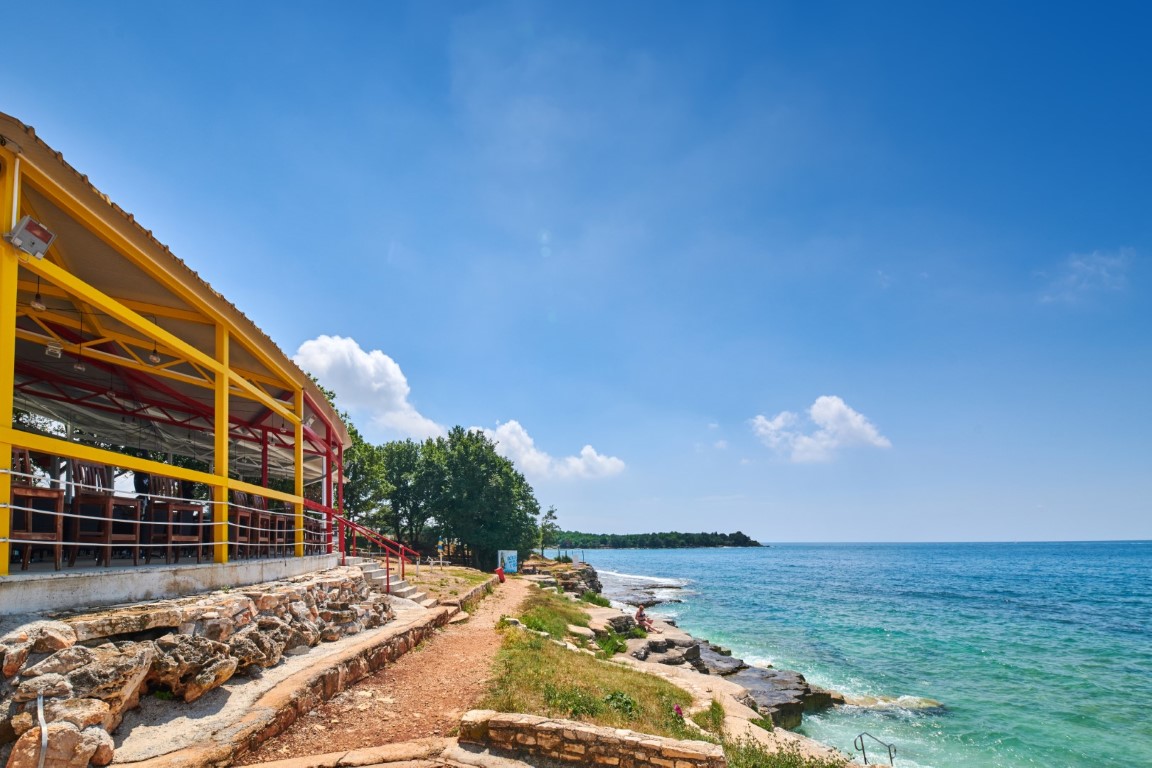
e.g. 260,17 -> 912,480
237,576 -> 531,765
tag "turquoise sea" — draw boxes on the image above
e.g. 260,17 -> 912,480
577,542 -> 1152,768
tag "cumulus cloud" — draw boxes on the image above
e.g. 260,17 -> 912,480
293,335 -> 444,440
479,420 -> 625,481
1040,249 -> 1132,303
751,396 -> 891,463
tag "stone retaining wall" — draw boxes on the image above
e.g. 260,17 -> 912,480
0,566 -> 398,768
459,710 -> 725,768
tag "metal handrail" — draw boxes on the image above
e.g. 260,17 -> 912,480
853,732 -> 896,766
332,513 -> 420,582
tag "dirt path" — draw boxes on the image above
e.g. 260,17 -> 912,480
238,576 -> 531,765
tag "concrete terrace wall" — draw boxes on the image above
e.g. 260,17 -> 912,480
459,710 -> 726,768
0,555 -> 339,616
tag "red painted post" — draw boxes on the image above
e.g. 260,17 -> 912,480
385,550 -> 391,593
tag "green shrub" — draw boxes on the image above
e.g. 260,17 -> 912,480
556,554 -> 573,563
595,630 -> 629,656
691,699 -> 726,734
544,683 -> 603,717
750,715 -> 774,731
604,690 -> 639,719
724,738 -> 848,768
579,590 -> 611,607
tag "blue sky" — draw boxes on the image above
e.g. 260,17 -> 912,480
8,2 -> 1150,541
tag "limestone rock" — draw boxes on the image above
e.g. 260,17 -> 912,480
13,673 -> 71,702
65,641 -> 153,730
697,644 -> 746,676
1,641 -> 30,679
44,697 -> 112,730
25,623 -> 77,655
21,646 -> 96,678
149,634 -> 238,702
7,722 -> 101,768
84,726 -> 115,766
728,667 -> 830,729
65,606 -> 182,643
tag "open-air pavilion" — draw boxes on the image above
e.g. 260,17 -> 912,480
0,112 -> 357,606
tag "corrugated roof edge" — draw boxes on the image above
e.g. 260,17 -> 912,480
0,112 -> 350,448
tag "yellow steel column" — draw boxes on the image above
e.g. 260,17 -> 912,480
0,154 -> 18,576
294,388 -> 304,557
213,324 -> 230,563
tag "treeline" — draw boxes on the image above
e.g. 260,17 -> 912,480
341,425 -> 541,569
555,530 -> 761,549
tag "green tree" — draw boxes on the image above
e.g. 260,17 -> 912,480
439,427 -> 540,568
340,424 -> 392,524
378,437 -> 445,547
539,505 -> 560,556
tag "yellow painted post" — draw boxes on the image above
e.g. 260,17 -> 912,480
294,388 -> 304,558
0,154 -> 18,576
213,324 -> 230,563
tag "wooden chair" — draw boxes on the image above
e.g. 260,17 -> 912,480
69,462 -> 140,567
269,502 -> 291,557
144,476 -> 205,564
228,490 -> 251,559
304,512 -> 326,555
9,449 -> 65,571
251,494 -> 272,557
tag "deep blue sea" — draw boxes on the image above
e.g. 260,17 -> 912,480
575,542 -> 1151,768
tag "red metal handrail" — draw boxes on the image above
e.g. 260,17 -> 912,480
332,513 -> 420,582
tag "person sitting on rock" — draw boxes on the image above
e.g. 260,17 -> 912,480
635,605 -> 662,633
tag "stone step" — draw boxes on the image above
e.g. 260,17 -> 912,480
390,584 -> 419,599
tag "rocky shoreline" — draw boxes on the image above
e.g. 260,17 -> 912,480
523,560 -> 843,731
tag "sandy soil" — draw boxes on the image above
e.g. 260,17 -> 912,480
237,575 -> 531,765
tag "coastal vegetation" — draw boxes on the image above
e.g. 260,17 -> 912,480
487,584 -> 848,768
556,530 -> 761,549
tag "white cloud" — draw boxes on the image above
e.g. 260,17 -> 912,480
751,396 -> 891,463
1040,249 -> 1132,303
293,335 -> 444,441
479,420 -> 625,481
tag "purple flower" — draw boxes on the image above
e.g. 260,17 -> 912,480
673,704 -> 683,718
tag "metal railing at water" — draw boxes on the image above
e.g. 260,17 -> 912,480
854,732 -> 896,766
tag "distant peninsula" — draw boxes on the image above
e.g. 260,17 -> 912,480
555,530 -> 761,549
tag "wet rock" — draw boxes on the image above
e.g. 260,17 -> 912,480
727,667 -> 834,730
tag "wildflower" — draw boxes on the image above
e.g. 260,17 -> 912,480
673,704 -> 683,719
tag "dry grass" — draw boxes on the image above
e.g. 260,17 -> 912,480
396,564 -> 492,601
480,586 -> 695,739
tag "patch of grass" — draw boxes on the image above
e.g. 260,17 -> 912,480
750,715 -> 774,732
627,626 -> 649,639
544,683 -> 604,717
519,585 -> 592,639
579,590 -> 611,607
724,738 -> 848,768
481,629 -> 695,739
594,631 -> 629,656
691,699 -> 726,735
604,690 -> 639,719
